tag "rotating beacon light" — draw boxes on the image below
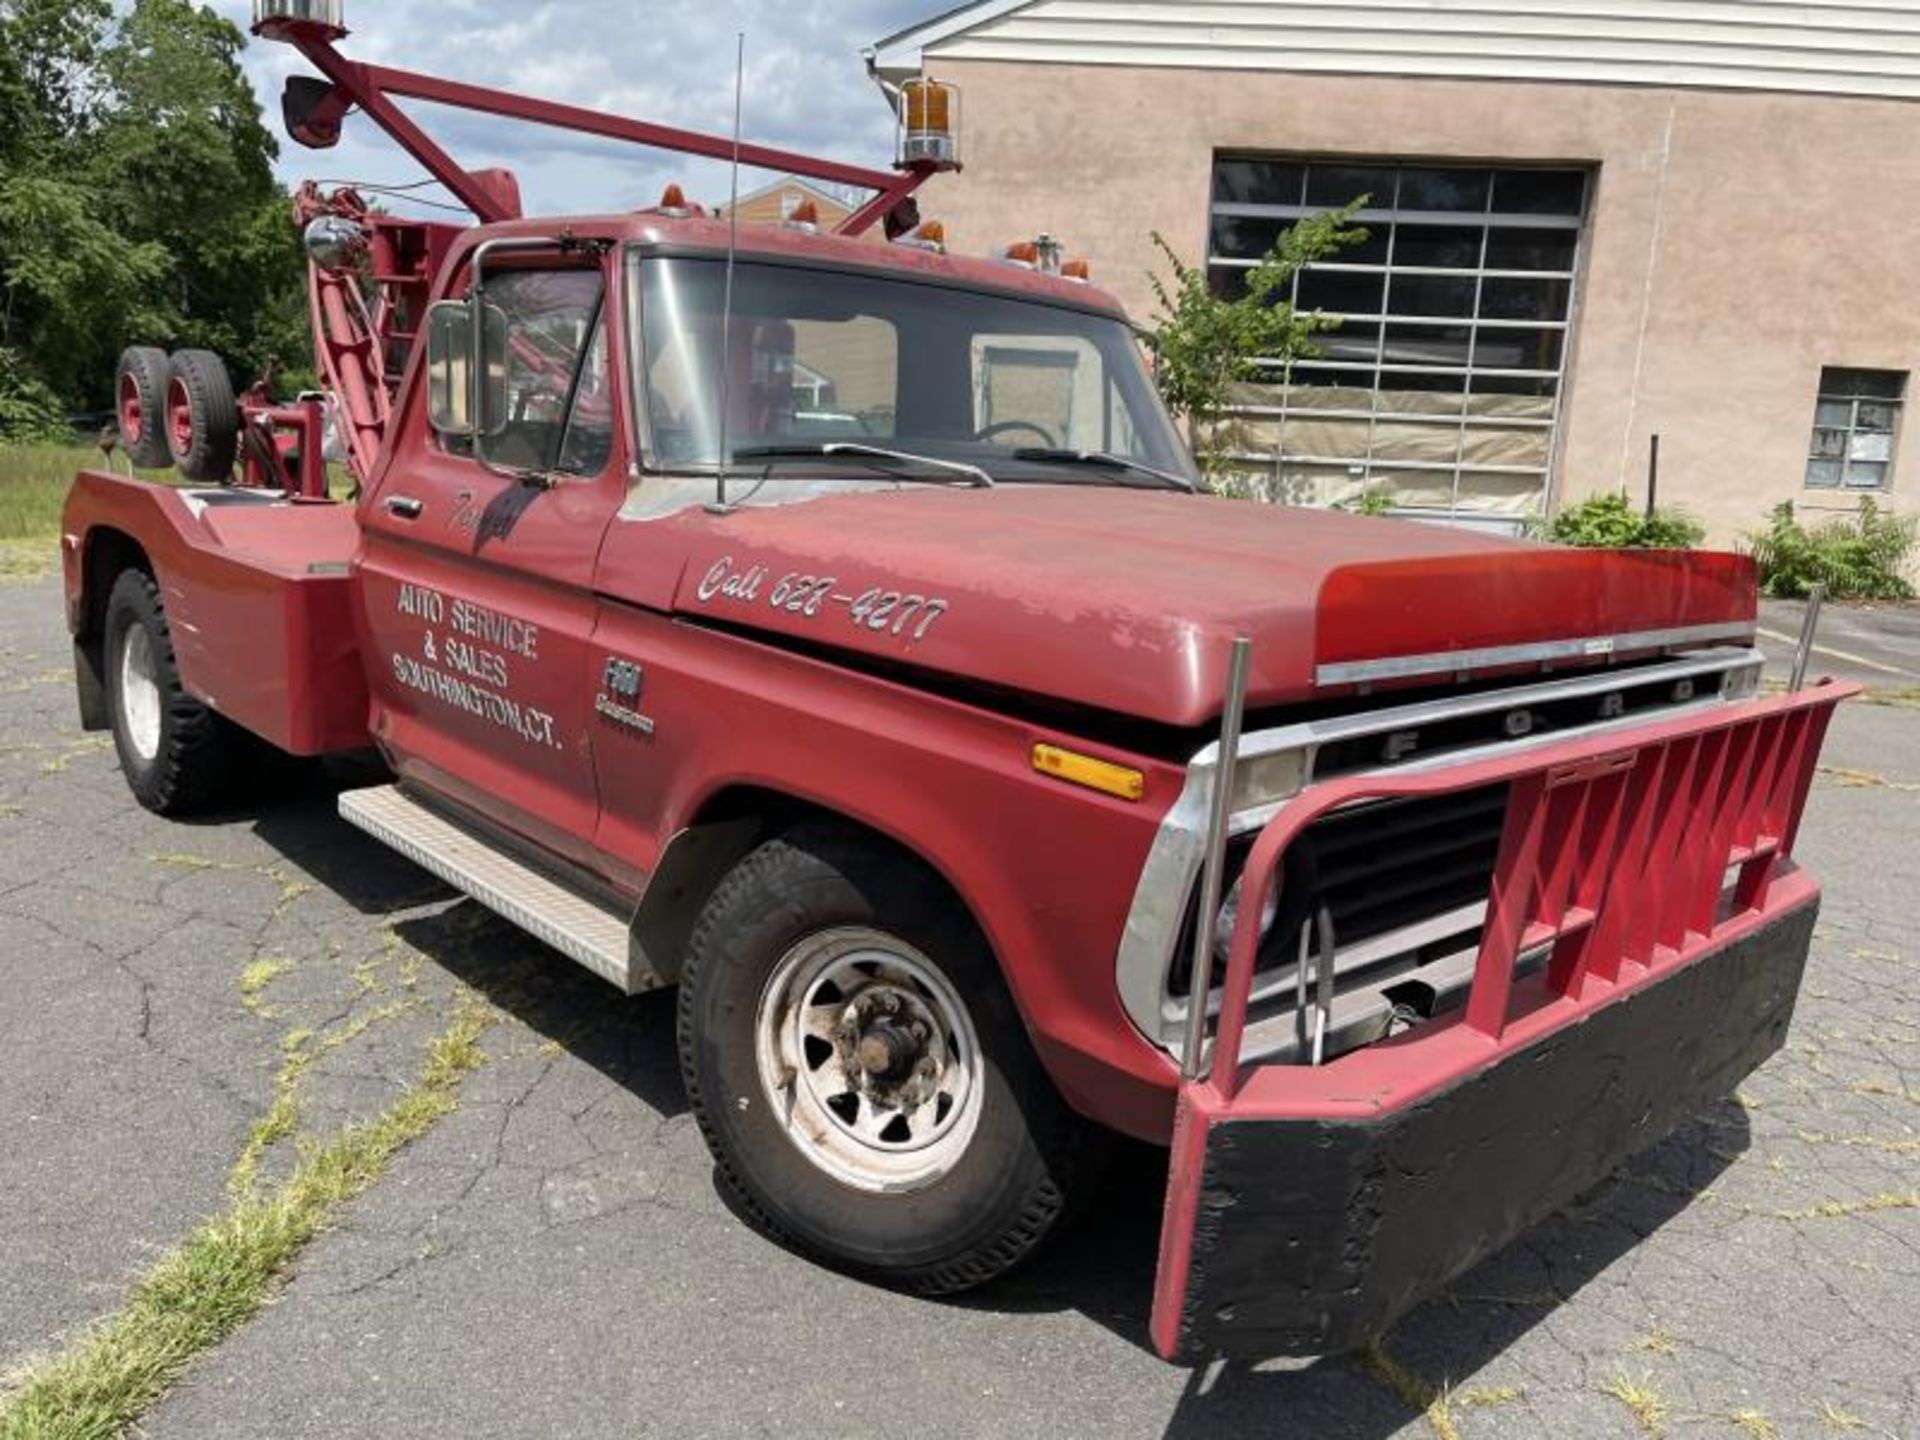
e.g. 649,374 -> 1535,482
252,0 -> 347,41
897,78 -> 962,171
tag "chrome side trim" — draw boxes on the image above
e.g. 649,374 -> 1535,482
1314,621 -> 1755,687
1118,646 -> 1765,1064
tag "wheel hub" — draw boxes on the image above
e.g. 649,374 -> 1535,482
839,987 -> 942,1104
754,927 -> 984,1194
853,1021 -> 920,1083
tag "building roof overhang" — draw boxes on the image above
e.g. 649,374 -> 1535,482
865,1 -> 1031,88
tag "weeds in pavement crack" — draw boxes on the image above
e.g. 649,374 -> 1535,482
235,959 -> 292,1018
1728,1408 -> 1779,1440
1354,1341 -> 1462,1440
1454,1385 -> 1522,1411
1600,1372 -> 1668,1436
1768,1192 -> 1917,1221
0,995 -> 495,1440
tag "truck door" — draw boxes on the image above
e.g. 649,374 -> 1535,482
356,259 -> 627,879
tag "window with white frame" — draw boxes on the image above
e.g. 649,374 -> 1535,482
1207,158 -> 1588,520
1806,367 -> 1904,490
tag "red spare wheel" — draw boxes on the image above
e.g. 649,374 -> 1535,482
115,347 -> 173,470
163,350 -> 240,484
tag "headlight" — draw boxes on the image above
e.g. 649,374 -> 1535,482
1230,747 -> 1307,813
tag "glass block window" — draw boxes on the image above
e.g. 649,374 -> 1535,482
1806,368 -> 1904,490
1207,158 -> 1589,520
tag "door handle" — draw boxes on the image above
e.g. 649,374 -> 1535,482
385,495 -> 424,520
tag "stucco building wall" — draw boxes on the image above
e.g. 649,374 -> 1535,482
903,59 -> 1920,544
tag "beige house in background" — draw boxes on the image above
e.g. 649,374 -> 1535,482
720,176 -> 858,230
866,1 -> 1920,544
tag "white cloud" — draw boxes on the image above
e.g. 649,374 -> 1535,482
211,1 -> 940,217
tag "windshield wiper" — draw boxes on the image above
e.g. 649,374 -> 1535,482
731,442 -> 994,489
1011,448 -> 1197,493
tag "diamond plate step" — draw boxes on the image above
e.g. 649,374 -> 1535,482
339,784 -> 657,994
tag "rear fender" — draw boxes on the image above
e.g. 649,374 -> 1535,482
60,471 -> 370,756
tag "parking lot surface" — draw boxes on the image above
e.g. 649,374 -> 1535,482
1,569 -> 1914,1439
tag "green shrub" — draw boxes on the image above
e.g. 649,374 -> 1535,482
1145,203 -> 1369,483
0,349 -> 72,444
1548,491 -> 1706,550
1743,499 -> 1916,602
1337,486 -> 1396,517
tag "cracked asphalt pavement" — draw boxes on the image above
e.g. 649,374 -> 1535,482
1,569 -> 1915,1439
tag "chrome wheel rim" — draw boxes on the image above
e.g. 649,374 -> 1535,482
754,926 -> 983,1194
118,623 -> 162,764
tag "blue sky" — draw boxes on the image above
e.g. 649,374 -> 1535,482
210,1 -> 941,217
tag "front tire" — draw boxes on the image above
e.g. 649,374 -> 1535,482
677,822 -> 1089,1294
103,570 -> 239,815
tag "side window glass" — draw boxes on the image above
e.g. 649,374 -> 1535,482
477,269 -> 605,474
556,315 -> 612,476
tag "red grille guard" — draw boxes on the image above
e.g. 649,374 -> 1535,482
1149,680 -> 1857,1361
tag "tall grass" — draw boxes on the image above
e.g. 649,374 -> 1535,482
0,446 -> 354,557
0,444 -> 173,543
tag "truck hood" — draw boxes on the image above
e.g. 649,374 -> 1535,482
634,486 -> 1755,728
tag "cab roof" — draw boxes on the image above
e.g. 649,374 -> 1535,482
459,210 -> 1133,320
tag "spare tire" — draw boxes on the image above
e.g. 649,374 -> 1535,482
116,347 -> 174,470
165,350 -> 239,483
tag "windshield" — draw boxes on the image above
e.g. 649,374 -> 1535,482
633,255 -> 1194,483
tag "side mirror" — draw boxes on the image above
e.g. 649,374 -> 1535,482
425,298 -> 508,439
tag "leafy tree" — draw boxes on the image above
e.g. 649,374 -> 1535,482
0,0 -> 307,435
0,0 -> 112,164
0,173 -> 172,400
0,345 -> 71,441
89,0 -> 303,380
1144,202 -> 1367,484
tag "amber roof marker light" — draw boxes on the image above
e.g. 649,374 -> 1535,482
897,78 -> 962,173
252,0 -> 347,41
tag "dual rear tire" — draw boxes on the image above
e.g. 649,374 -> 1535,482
116,346 -> 238,481
102,569 -> 251,815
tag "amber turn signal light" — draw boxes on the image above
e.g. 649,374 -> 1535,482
1032,744 -> 1146,802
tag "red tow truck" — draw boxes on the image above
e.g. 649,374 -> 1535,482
62,1 -> 1853,1361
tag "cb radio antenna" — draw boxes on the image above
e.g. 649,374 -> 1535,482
711,31 -> 746,513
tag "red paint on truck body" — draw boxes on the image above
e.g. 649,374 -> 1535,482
62,472 -> 369,757
60,210 -> 1781,1145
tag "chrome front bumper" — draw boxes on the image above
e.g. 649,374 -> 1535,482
1115,646 -> 1768,1068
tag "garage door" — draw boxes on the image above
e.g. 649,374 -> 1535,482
1207,158 -> 1588,525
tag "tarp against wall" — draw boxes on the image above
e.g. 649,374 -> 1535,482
1218,381 -> 1553,514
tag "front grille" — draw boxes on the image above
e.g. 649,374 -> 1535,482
1312,669 -> 1728,780
1170,782 -> 1509,1000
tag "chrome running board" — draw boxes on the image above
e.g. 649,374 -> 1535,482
339,784 -> 660,995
